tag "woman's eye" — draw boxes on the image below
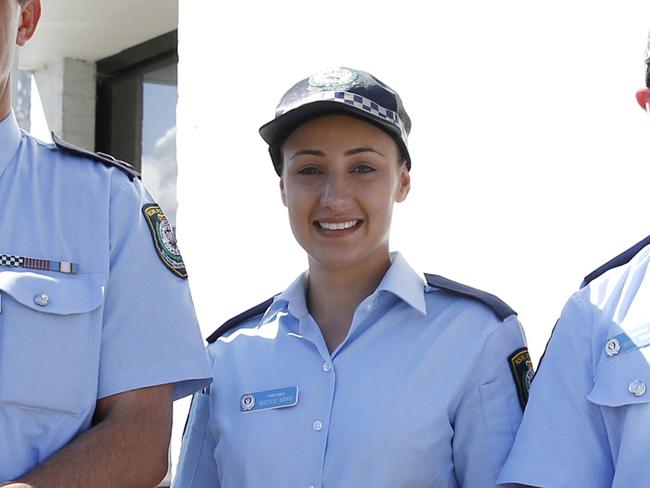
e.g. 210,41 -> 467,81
352,164 -> 375,174
297,166 -> 321,175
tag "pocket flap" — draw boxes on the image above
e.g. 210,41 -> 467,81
0,271 -> 105,315
588,348 -> 650,407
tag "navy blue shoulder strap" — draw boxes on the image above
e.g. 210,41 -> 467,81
424,273 -> 516,321
52,133 -> 141,181
207,296 -> 276,344
581,234 -> 650,288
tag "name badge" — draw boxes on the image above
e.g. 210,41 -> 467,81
240,386 -> 299,413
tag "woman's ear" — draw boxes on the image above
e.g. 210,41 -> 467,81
395,164 -> 410,202
279,177 -> 287,207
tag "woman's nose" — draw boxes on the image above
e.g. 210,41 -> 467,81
320,173 -> 350,208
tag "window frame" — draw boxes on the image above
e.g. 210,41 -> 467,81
95,30 -> 178,171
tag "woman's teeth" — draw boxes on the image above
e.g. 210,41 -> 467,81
318,220 -> 358,230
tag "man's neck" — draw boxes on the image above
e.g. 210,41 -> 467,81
0,75 -> 12,122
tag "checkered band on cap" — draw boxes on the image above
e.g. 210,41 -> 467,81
276,91 -> 408,142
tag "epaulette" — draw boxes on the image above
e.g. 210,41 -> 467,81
424,273 -> 516,321
52,133 -> 141,181
581,234 -> 650,288
207,296 -> 276,344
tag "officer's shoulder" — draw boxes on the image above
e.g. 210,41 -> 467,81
51,133 -> 141,181
581,234 -> 650,288
423,273 -> 516,321
207,296 -> 276,344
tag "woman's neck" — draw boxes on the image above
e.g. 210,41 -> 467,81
306,251 -> 392,353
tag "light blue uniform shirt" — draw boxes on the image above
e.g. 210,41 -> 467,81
0,111 -> 211,480
175,252 -> 528,488
499,241 -> 650,487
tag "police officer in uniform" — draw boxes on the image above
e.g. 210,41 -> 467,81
175,67 -> 532,487
498,36 -> 650,488
0,0 -> 211,485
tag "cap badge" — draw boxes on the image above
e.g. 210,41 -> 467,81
308,68 -> 359,91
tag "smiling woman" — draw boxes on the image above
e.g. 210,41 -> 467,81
174,67 -> 533,488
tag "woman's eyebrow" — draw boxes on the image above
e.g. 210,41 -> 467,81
344,147 -> 385,157
289,147 -> 385,160
289,149 -> 325,160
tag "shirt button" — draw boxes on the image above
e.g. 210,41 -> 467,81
312,420 -> 323,431
605,338 -> 621,357
322,362 -> 332,372
629,379 -> 646,397
34,293 -> 49,306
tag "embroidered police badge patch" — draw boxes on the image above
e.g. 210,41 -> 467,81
142,204 -> 187,278
508,348 -> 534,410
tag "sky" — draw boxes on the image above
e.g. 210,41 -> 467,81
178,0 -> 650,363
142,82 -> 178,225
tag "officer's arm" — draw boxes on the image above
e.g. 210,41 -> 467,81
4,383 -> 173,488
497,295 -> 612,487
453,315 -> 529,488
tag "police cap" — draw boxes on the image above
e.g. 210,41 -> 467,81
259,67 -> 412,175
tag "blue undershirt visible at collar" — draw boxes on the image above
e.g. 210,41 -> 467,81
0,111 -> 23,179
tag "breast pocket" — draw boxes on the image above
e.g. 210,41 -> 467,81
0,271 -> 105,416
588,347 -> 650,408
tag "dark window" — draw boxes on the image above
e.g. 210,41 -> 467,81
96,30 -> 177,172
96,30 -> 179,226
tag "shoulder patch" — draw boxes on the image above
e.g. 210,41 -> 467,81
207,296 -> 276,344
142,204 -> 187,278
582,234 -> 650,288
52,133 -> 141,180
508,347 -> 534,410
424,273 -> 516,321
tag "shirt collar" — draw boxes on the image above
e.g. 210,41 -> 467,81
0,111 -> 22,177
376,252 -> 427,315
265,252 -> 427,322
264,272 -> 309,321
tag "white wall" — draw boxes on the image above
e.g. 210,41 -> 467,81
33,58 -> 96,147
175,0 -> 650,474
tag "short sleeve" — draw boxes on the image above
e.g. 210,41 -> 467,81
454,315 -> 528,487
98,172 -> 211,400
497,294 -> 613,487
173,391 -> 220,487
